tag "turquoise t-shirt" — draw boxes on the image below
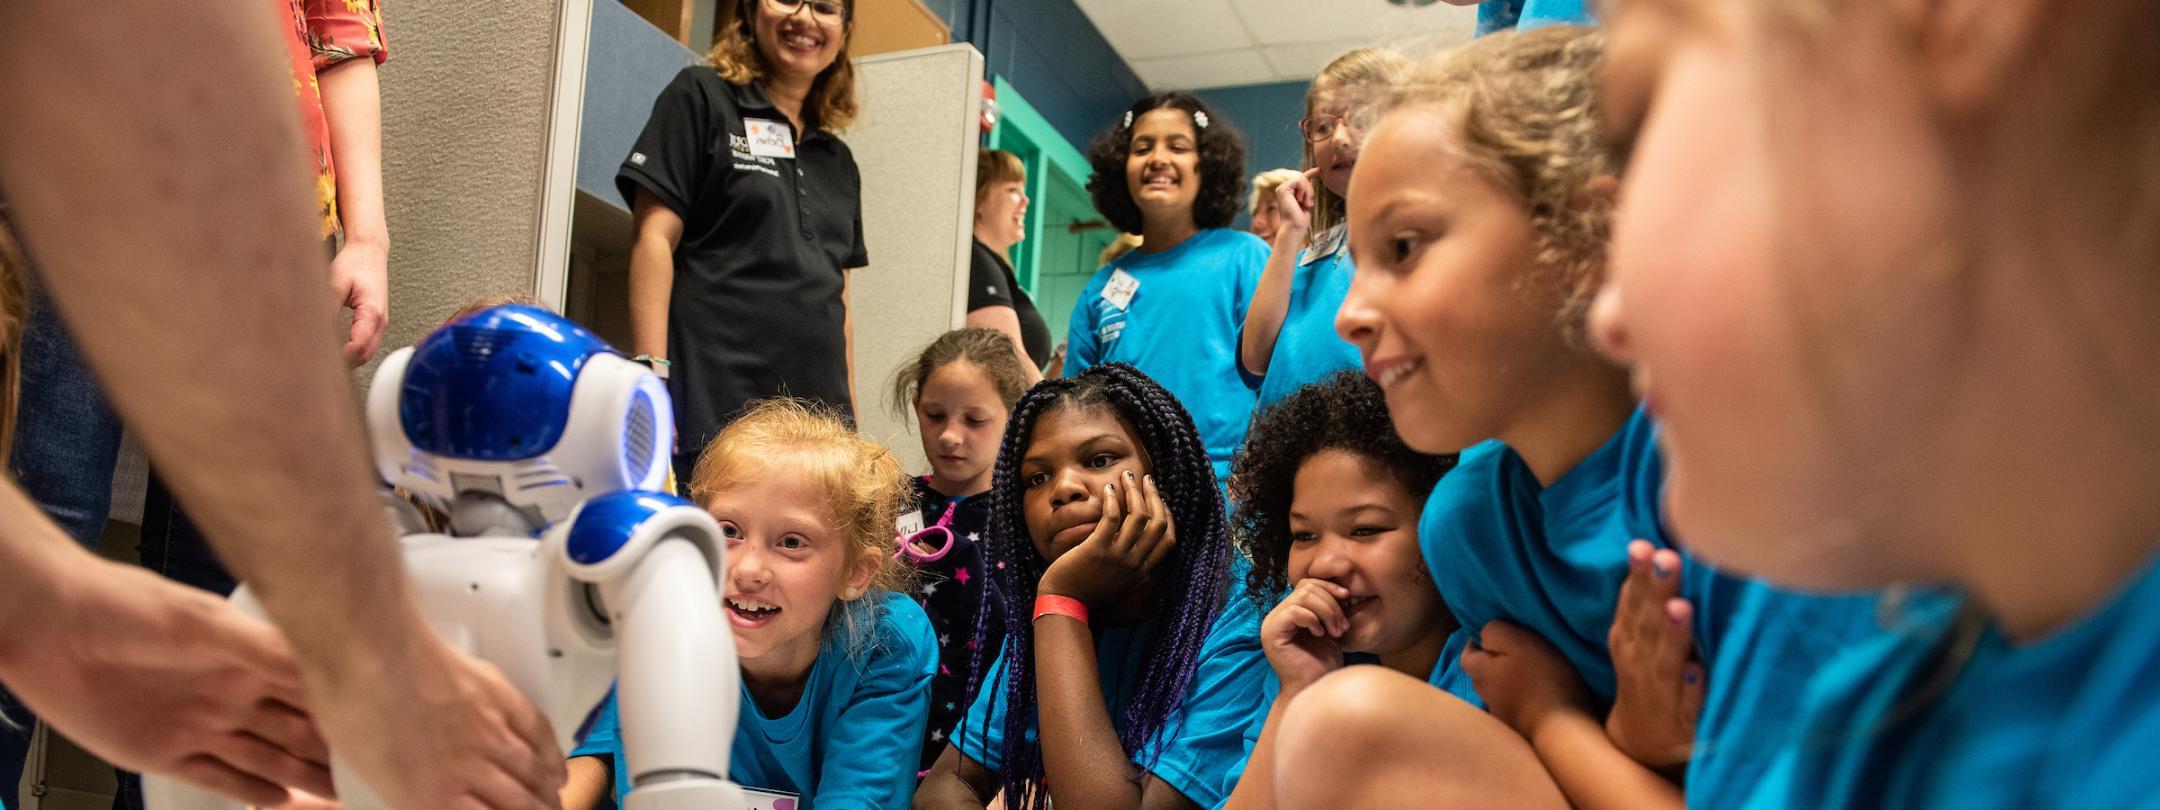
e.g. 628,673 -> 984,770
1414,410 -> 1959,803
571,592 -> 937,809
1474,0 -> 1594,35
1740,553 -> 2160,808
954,587 -> 1271,808
1238,226 -> 1364,412
1066,227 -> 1268,477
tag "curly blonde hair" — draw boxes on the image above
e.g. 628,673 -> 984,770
689,398 -> 913,654
708,0 -> 859,132
1379,26 -> 1611,346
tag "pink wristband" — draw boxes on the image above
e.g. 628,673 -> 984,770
1032,594 -> 1090,625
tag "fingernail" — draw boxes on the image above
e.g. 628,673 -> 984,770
1125,470 -> 1136,479
1653,558 -> 1674,577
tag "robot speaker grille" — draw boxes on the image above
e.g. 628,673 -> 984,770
623,389 -> 657,483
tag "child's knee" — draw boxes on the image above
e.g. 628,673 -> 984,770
1277,667 -> 1416,775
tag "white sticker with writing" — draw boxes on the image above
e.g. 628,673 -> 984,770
744,118 -> 797,159
1101,268 -> 1140,310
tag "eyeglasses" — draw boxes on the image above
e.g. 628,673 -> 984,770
1299,114 -> 1360,143
763,0 -> 847,27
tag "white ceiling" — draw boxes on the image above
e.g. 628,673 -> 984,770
1073,0 -> 1479,91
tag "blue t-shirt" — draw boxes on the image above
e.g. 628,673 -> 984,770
954,588 -> 1271,808
1414,410 -> 1958,803
1474,0 -> 1594,35
1066,227 -> 1268,477
1239,226 -> 1364,412
1739,553 -> 2160,808
572,592 -> 937,809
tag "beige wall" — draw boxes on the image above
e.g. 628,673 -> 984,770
371,0 -> 562,382
847,45 -> 984,472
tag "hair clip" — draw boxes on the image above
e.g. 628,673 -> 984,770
1193,110 -> 1210,129
1123,110 -> 1134,129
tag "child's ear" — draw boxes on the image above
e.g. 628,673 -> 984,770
841,548 -> 881,602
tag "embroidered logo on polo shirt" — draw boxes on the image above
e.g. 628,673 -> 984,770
629,152 -> 647,166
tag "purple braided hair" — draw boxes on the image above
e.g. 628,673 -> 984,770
962,363 -> 1232,810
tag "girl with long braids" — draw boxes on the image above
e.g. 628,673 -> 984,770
914,363 -> 1270,810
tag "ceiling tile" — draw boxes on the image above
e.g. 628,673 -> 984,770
1071,0 -> 1256,62
1130,49 -> 1280,91
1231,0 -> 1476,46
1258,38 -> 1375,80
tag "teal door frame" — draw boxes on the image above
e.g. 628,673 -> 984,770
987,76 -> 1096,296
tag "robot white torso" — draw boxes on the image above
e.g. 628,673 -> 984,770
145,306 -> 746,810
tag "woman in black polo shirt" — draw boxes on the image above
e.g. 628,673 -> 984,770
966,149 -> 1050,383
622,0 -> 867,474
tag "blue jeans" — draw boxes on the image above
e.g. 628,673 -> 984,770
1,286 -> 233,810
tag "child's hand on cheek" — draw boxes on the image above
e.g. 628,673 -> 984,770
1461,620 -> 1595,743
1261,578 -> 1352,694
1605,541 -> 1705,770
1038,470 -> 1178,609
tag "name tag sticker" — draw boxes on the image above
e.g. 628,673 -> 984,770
896,509 -> 926,538
1101,268 -> 1141,310
744,118 -> 797,159
743,786 -> 802,810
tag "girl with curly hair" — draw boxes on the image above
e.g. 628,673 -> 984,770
915,364 -> 1270,810
566,399 -> 936,810
1216,372 -> 1455,809
1066,93 -> 1270,483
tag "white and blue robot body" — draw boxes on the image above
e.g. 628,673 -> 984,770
145,306 -> 744,810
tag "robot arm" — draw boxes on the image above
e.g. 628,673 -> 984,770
555,491 -> 745,810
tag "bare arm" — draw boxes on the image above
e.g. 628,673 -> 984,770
1238,171 -> 1315,379
0,2 -> 562,806
914,744 -> 998,808
1527,711 -> 1684,809
845,268 -> 859,413
318,56 -> 390,366
963,304 -> 1044,384
559,755 -> 612,810
1032,616 -> 1198,810
628,190 -> 682,360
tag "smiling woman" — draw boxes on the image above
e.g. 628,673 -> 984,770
620,0 -> 873,484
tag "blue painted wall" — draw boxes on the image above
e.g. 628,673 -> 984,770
1195,80 -> 1310,183
925,0 -> 1147,151
580,0 -> 700,210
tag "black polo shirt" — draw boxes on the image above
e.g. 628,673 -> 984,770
619,66 -> 867,456
967,240 -> 1052,368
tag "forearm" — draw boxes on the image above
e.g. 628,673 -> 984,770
1034,616 -> 1144,809
844,270 -> 858,412
1238,233 -> 1303,377
317,58 -> 388,249
1219,692 -> 1296,810
963,306 -> 1043,384
914,746 -> 996,808
1529,712 -> 1683,810
0,0 -> 419,664
627,235 -> 675,359
559,755 -> 613,810
0,483 -> 104,667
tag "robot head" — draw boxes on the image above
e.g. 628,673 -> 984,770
369,305 -> 675,526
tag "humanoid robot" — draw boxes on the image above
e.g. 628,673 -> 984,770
146,305 -> 746,810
